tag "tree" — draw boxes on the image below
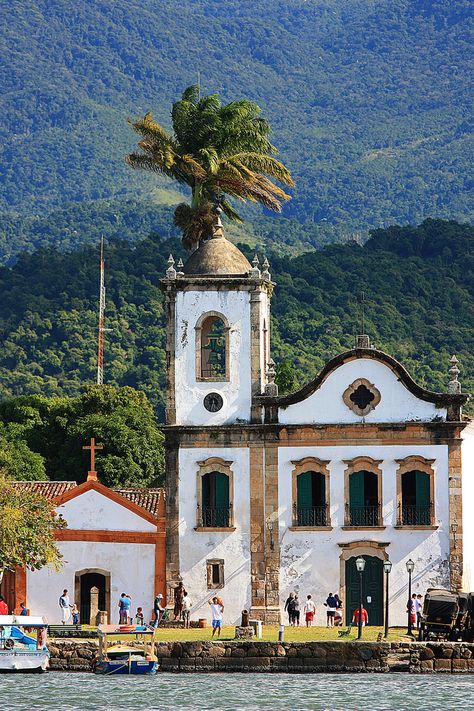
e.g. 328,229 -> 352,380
126,85 -> 294,250
0,474 -> 66,584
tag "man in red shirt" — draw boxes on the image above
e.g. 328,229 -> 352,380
0,595 -> 9,615
352,606 -> 368,626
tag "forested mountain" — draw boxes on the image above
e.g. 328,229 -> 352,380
1,0 -> 472,256
0,219 -> 472,419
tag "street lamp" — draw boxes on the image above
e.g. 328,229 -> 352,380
383,560 -> 392,638
406,558 -> 415,636
355,557 -> 366,639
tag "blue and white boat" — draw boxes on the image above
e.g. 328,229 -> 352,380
0,615 -> 49,672
96,624 -> 158,675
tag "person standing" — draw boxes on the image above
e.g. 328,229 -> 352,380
71,603 -> 79,625
182,592 -> 192,629
303,595 -> 316,627
208,596 -> 224,638
153,593 -> 165,627
407,593 -> 417,628
59,589 -> 72,624
416,594 -> 423,629
135,607 -> 144,625
174,581 -> 186,621
292,593 -> 301,626
284,592 -> 295,625
324,592 -> 338,627
352,605 -> 368,626
0,595 -> 8,615
118,593 -> 131,624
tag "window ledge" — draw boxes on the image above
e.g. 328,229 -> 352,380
394,524 -> 438,530
341,526 -> 386,531
194,526 -> 236,532
196,377 -> 230,383
288,526 -> 333,532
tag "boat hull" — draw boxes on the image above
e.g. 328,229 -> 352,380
96,659 -> 157,675
0,651 -> 49,673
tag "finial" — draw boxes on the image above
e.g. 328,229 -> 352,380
448,355 -> 461,394
250,254 -> 261,278
262,256 -> 271,281
166,254 -> 177,279
177,258 -> 184,276
264,358 -> 279,396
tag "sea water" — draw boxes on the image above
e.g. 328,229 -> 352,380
0,672 -> 473,711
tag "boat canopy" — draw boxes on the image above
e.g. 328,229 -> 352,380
0,615 -> 48,627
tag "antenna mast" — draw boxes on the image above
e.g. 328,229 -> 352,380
96,237 -> 106,385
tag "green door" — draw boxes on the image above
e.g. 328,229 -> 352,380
345,555 -> 383,626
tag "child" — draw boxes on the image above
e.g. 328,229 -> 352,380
71,603 -> 79,625
303,594 -> 316,627
135,607 -> 144,625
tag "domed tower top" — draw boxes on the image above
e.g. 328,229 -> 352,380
183,215 -> 251,277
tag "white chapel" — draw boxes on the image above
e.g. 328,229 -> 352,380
162,214 -> 473,626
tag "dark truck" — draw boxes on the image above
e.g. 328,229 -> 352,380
419,588 -> 474,641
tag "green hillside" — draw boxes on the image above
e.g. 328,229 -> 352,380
1,0 -> 472,249
0,219 -> 472,419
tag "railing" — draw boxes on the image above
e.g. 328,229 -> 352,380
398,502 -> 433,526
198,504 -> 232,528
293,503 -> 328,527
346,503 -> 381,527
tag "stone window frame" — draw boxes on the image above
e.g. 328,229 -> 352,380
395,455 -> 437,530
342,456 -> 385,530
289,457 -> 332,531
195,311 -> 231,382
195,457 -> 235,531
206,559 -> 225,589
342,378 -> 381,417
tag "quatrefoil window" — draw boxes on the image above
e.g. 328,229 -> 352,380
343,378 -> 381,417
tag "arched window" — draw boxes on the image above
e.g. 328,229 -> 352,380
344,457 -> 383,528
396,456 -> 435,527
196,457 -> 234,530
291,457 -> 330,529
195,313 -> 229,381
296,471 -> 327,526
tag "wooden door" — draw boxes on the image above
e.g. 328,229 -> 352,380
345,555 -> 383,625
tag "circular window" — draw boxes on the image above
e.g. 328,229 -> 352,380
203,392 -> 224,413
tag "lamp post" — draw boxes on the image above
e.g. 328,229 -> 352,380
355,557 -> 366,639
383,560 -> 392,638
406,558 -> 415,637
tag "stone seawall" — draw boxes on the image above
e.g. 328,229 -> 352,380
48,640 -> 474,673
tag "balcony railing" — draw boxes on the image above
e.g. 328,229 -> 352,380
346,503 -> 381,527
197,504 -> 232,528
398,502 -> 433,526
293,503 -> 328,527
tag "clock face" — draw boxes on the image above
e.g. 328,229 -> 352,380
203,392 -> 223,413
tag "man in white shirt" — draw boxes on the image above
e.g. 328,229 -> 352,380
304,594 -> 316,627
208,596 -> 224,637
59,589 -> 72,624
182,592 -> 192,629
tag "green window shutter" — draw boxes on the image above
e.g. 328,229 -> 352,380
297,472 -> 313,509
349,471 -> 365,508
415,471 -> 430,507
214,472 -> 229,509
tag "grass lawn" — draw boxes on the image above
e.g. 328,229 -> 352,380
151,625 -> 408,643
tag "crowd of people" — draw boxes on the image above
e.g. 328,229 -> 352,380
284,592 -> 345,627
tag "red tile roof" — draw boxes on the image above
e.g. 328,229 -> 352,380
10,482 -> 165,518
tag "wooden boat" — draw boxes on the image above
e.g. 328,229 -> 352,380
96,624 -> 158,675
0,615 -> 49,673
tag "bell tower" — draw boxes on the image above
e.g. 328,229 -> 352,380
162,214 -> 273,426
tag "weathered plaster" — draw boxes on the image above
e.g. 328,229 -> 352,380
56,489 -> 156,532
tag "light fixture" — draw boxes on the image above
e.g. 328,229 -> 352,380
355,557 -> 366,573
383,560 -> 392,575
406,558 -> 415,574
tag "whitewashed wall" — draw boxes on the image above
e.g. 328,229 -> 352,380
278,444 -> 449,626
462,423 -> 474,591
178,447 -> 251,624
279,359 -> 447,424
26,541 -> 155,624
56,490 -> 156,532
175,290 -> 252,425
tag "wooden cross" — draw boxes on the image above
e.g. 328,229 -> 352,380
82,437 -> 103,481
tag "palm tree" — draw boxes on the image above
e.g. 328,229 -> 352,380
126,85 -> 294,251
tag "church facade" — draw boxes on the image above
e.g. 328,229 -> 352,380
162,216 -> 473,627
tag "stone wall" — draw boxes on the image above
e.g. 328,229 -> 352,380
48,639 -> 474,673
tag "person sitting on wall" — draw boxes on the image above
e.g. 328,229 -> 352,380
352,605 -> 369,626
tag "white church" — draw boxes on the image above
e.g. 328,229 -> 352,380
162,213 -> 473,626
